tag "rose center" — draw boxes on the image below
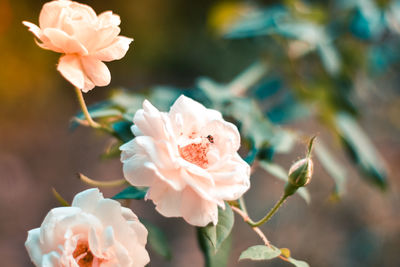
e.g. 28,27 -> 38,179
179,139 -> 210,169
73,241 -> 95,267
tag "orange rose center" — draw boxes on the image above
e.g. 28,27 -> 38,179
73,241 -> 95,267
179,139 -> 210,169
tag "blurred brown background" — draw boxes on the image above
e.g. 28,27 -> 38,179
0,0 -> 399,266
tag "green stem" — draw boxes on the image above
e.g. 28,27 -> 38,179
74,87 -> 101,128
74,87 -> 116,135
78,173 -> 128,188
248,193 -> 289,227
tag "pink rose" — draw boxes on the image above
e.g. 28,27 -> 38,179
23,0 -> 133,92
120,95 -> 250,227
25,188 -> 150,267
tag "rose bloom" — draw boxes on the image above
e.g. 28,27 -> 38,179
25,188 -> 150,267
23,0 -> 133,92
120,95 -> 250,227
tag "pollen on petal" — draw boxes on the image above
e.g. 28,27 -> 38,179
179,140 -> 210,169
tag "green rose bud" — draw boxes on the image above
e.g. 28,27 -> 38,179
288,158 -> 313,187
284,158 -> 313,197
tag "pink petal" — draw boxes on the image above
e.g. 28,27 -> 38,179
22,21 -> 42,39
91,26 -> 121,52
92,36 -> 133,62
71,188 -> 103,213
57,54 -> 85,89
23,21 -> 64,52
82,75 -> 96,93
120,136 -> 184,190
38,0 -> 69,29
80,56 -> 111,87
132,100 -> 173,140
98,11 -> 121,27
43,28 -> 88,55
181,187 -> 218,226
69,1 -> 97,21
148,182 -> 183,218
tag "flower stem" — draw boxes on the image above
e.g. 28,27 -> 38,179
231,204 -> 293,264
249,193 -> 289,227
52,187 -> 70,206
74,87 -> 101,128
78,173 -> 128,188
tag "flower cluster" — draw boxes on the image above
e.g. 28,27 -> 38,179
23,1 -> 315,266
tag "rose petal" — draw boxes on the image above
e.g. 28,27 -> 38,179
43,28 -> 88,55
22,21 -> 42,40
57,54 -> 85,89
25,229 -> 43,267
133,100 -> 173,140
80,56 -> 111,88
71,188 -> 103,213
181,187 -> 218,226
149,182 -> 183,218
92,36 -> 133,62
39,0 -> 70,29
98,11 -> 121,27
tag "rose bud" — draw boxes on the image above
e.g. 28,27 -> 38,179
284,158 -> 313,196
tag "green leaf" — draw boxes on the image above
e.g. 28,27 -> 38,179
259,160 -> 310,203
112,186 -> 147,200
142,220 -> 172,260
287,257 -> 310,267
335,113 -> 387,189
197,228 -> 232,267
198,204 -> 234,251
239,245 -> 281,261
314,140 -> 347,195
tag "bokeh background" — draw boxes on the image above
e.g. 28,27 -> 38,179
1,0 -> 399,266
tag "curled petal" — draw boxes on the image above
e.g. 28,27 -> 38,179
22,21 -> 42,40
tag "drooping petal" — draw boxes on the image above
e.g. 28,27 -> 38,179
57,54 -> 85,89
80,56 -> 111,87
92,36 -> 133,61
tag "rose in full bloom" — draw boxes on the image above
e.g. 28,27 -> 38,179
23,0 -> 133,92
120,95 -> 250,227
25,188 -> 150,267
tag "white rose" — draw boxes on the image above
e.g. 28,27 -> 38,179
120,95 -> 250,227
25,188 -> 150,267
